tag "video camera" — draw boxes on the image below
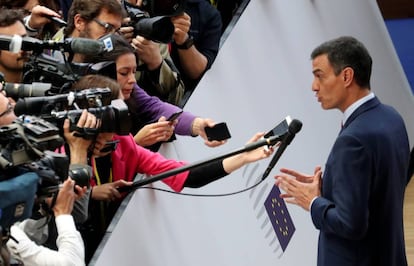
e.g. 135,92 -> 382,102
52,99 -> 131,138
0,115 -> 90,229
12,88 -> 131,138
122,0 -> 186,43
20,53 -> 116,94
13,88 -> 113,116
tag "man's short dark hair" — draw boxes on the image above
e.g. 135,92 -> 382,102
64,0 -> 125,36
0,8 -> 24,28
311,36 -> 373,89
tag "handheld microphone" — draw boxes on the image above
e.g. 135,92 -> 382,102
261,119 -> 302,180
0,34 -> 107,55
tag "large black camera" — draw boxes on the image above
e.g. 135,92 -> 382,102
13,88 -> 131,138
51,99 -> 131,138
13,88 -> 113,117
0,115 -> 63,169
0,116 -> 90,229
20,53 -> 116,94
122,0 -> 186,43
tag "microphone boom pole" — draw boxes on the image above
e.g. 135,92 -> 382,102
118,135 -> 281,193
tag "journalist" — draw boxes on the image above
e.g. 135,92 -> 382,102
87,33 -> 226,150
6,178 -> 87,266
120,0 -> 186,106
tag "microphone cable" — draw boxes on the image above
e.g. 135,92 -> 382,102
126,174 -> 267,198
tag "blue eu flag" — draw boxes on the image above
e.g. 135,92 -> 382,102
264,185 -> 295,251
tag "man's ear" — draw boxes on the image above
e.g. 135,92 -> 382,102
74,14 -> 86,32
342,67 -> 354,86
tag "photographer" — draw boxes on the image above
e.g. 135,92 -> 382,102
120,0 -> 185,106
169,0 -> 222,101
6,178 -> 87,266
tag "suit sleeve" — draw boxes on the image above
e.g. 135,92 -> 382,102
311,134 -> 371,240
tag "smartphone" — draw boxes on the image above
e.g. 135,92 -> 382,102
167,110 -> 183,122
205,122 -> 231,141
264,115 -> 292,138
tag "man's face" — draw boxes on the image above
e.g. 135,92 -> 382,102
0,21 -> 29,75
311,54 -> 348,112
76,9 -> 122,40
0,93 -> 16,125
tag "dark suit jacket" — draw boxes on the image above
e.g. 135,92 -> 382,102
311,96 -> 409,266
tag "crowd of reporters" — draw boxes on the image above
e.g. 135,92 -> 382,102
0,1 -> 266,265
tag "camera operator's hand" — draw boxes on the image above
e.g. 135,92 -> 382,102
171,12 -> 191,46
52,177 -> 86,216
133,116 -> 176,147
119,17 -> 135,43
91,180 -> 132,202
64,110 -> 98,164
27,5 -> 62,31
131,36 -> 163,70
192,117 -> 226,148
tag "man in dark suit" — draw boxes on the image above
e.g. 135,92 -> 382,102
275,36 -> 409,266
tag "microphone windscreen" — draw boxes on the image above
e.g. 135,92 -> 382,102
289,119 -> 303,134
70,38 -> 105,55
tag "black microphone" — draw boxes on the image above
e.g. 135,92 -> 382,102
0,34 -> 107,55
261,119 -> 302,180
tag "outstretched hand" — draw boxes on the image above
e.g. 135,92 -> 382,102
192,117 -> 226,147
133,116 -> 175,147
275,166 -> 322,211
91,180 -> 133,202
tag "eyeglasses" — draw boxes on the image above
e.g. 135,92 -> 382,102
0,101 -> 13,118
93,18 -> 119,34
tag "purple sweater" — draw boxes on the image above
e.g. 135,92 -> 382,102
130,83 -> 196,136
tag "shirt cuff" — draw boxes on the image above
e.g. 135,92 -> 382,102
309,196 -> 319,212
24,15 -> 39,33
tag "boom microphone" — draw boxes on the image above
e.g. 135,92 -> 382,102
0,34 -> 107,55
261,119 -> 302,180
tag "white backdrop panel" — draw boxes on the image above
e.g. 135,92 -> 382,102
93,0 -> 414,265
